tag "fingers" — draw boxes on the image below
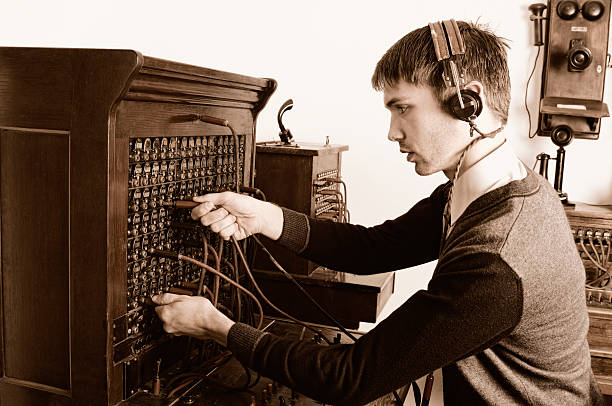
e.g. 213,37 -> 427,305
190,191 -> 247,240
151,292 -> 182,305
190,201 -> 214,220
191,192 -> 236,222
218,223 -> 239,240
197,207 -> 230,227
154,297 -> 184,334
153,295 -> 214,339
192,191 -> 233,206
192,193 -> 219,204
209,212 -> 236,234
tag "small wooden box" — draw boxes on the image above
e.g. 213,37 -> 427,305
254,142 -> 348,275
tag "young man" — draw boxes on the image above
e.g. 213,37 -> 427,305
153,21 -> 604,405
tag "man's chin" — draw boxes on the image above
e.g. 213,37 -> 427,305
414,164 -> 434,176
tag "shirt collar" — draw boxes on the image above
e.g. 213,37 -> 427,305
449,140 -> 527,226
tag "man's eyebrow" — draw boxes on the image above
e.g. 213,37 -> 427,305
385,98 -> 408,109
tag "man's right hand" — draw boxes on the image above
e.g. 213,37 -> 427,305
190,191 -> 283,241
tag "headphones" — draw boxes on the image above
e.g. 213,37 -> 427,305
429,20 -> 483,122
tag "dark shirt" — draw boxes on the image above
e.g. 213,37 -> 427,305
228,170 -> 603,405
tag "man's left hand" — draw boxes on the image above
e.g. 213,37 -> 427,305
151,293 -> 235,346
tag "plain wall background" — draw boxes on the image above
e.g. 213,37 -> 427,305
2,1 -> 611,404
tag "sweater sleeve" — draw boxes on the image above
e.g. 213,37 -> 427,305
227,251 -> 523,405
274,183 -> 449,274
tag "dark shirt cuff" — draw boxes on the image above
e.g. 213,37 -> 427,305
227,322 -> 268,367
277,207 -> 310,254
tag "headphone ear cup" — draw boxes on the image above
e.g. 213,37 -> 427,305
448,89 -> 483,121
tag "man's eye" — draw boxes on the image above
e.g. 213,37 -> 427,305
397,105 -> 408,114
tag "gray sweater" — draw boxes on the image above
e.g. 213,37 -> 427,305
228,170 -> 604,405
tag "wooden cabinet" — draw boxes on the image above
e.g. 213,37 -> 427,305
0,48 -> 275,406
254,142 -> 348,275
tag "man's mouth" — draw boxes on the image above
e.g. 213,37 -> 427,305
400,149 -> 415,160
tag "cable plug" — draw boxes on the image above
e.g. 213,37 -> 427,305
162,200 -> 199,209
153,358 -> 162,396
149,248 -> 180,260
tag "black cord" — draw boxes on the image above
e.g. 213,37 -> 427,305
200,358 -> 253,393
412,381 -> 423,405
526,46 -> 542,139
250,235 -> 410,404
251,235 -> 359,343
230,236 -> 333,345
247,372 -> 261,389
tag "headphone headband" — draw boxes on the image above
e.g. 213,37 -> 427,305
429,19 -> 483,122
429,19 -> 466,89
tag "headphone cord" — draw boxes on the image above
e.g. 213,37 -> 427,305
468,117 -> 505,138
442,136 -> 479,240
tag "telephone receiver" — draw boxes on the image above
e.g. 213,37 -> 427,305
529,3 -> 548,46
277,99 -> 295,144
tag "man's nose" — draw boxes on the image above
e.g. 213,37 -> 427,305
387,116 -> 403,142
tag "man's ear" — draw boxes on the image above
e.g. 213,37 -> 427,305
464,81 -> 485,103
448,80 -> 485,121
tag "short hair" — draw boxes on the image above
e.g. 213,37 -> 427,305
371,21 -> 511,124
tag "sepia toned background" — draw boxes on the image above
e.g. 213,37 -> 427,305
1,1 -> 611,404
